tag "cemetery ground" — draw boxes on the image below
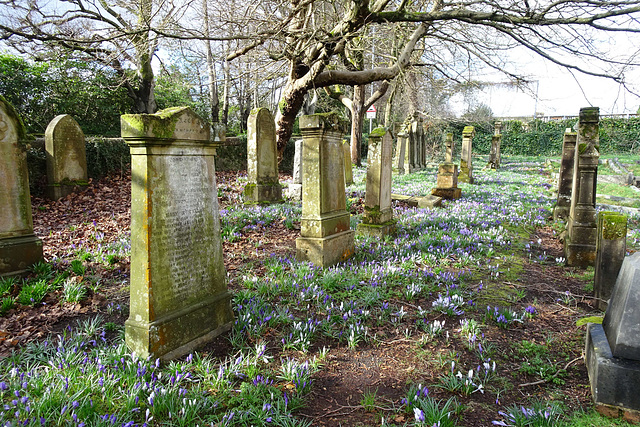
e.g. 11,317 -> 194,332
0,156 -> 639,426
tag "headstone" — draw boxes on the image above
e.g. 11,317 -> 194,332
594,212 -> 627,311
244,108 -> 283,205
0,96 -> 43,276
459,126 -> 475,184
121,106 -> 233,360
432,133 -> 461,200
288,139 -> 303,200
394,129 -> 409,175
408,117 -> 422,172
45,114 -> 88,200
357,127 -> 395,237
343,140 -> 354,186
565,107 -> 600,267
296,113 -> 355,268
553,128 -> 577,221
586,253 -> 640,412
487,121 -> 502,169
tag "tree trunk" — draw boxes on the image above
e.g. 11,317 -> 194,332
203,0 -> 219,124
350,84 -> 365,166
132,75 -> 157,114
221,50 -> 230,126
275,82 -> 308,161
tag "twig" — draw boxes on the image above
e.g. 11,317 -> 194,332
518,356 -> 583,387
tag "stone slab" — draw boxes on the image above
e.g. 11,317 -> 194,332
296,230 -> 355,268
0,234 -> 43,277
432,188 -> 462,200
603,252 -> 640,360
391,193 -> 419,206
356,221 -> 396,238
595,212 -> 627,311
418,195 -> 443,208
586,323 -> 640,411
45,114 -> 88,200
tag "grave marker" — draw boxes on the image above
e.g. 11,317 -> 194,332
244,108 -> 283,204
459,126 -> 475,183
432,132 -> 461,200
553,128 -> 577,221
343,140 -> 354,186
45,114 -> 88,200
288,139 -> 303,200
487,121 -> 502,169
594,212 -> 627,311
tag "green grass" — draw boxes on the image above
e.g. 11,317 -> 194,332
561,409 -> 636,426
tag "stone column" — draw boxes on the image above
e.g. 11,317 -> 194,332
565,107 -> 600,267
420,121 -> 428,168
296,113 -> 355,268
122,106 -> 233,360
0,96 -> 43,277
408,119 -> 420,172
395,130 -> 409,175
432,132 -> 462,200
357,127 -> 395,237
343,140 -> 354,186
244,108 -> 283,205
459,126 -> 475,184
288,139 -> 303,200
594,212 -> 627,311
553,128 -> 577,221
45,114 -> 88,200
487,121 -> 502,169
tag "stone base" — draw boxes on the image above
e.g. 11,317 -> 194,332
585,323 -> 640,412
244,182 -> 283,205
418,195 -> 443,208
296,230 -> 355,268
288,183 -> 302,200
565,223 -> 597,267
0,234 -> 44,277
431,188 -> 462,200
46,182 -> 88,200
357,220 -> 396,238
125,290 -> 234,360
553,205 -> 570,222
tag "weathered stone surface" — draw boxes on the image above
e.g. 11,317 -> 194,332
432,132 -> 461,200
344,140 -> 354,186
45,114 -> 88,200
288,139 -> 303,200
297,113 -> 354,267
408,117 -> 423,171
418,195 -> 443,208
0,96 -> 43,276
554,129 -> 577,221
244,108 -> 282,205
459,126 -> 475,184
602,252 -> 640,360
432,187 -> 462,200
444,132 -> 454,163
586,322 -> 640,411
122,107 -> 233,360
565,107 -> 600,267
394,130 -> 409,174
358,127 -> 395,237
487,122 -> 502,169
595,212 -> 627,310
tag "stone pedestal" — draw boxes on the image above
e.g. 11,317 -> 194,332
394,130 -> 409,174
288,139 -> 303,200
594,212 -> 627,310
296,113 -> 354,267
487,121 -> 502,169
357,127 -> 395,237
586,253 -> 640,411
432,161 -> 462,200
122,106 -> 233,360
459,126 -> 475,184
565,107 -> 600,267
344,140 -> 354,186
0,96 -> 43,277
45,114 -> 88,200
244,108 -> 282,205
553,129 -> 577,221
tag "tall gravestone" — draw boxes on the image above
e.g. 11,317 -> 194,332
394,128 -> 409,175
553,128 -> 577,221
343,140 -> 354,186
296,113 -> 354,267
357,127 -> 395,237
45,114 -> 88,200
408,117 -> 423,172
586,252 -> 640,414
487,121 -> 502,169
121,107 -> 233,360
459,126 -> 475,184
432,132 -> 461,200
565,107 -> 600,268
594,212 -> 627,311
288,139 -> 303,200
244,108 -> 282,205
0,97 -> 43,276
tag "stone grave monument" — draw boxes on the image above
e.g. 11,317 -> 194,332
357,127 -> 396,237
393,127 -> 409,175
288,139 -> 303,200
244,108 -> 283,205
343,140 -> 354,186
553,128 -> 577,221
121,106 -> 234,360
45,114 -> 88,200
296,113 -> 355,267
431,132 -> 461,200
459,126 -> 475,183
565,107 -> 600,267
408,116 -> 423,172
0,96 -> 43,276
487,121 -> 502,169
586,252 -> 640,416
594,212 -> 627,311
